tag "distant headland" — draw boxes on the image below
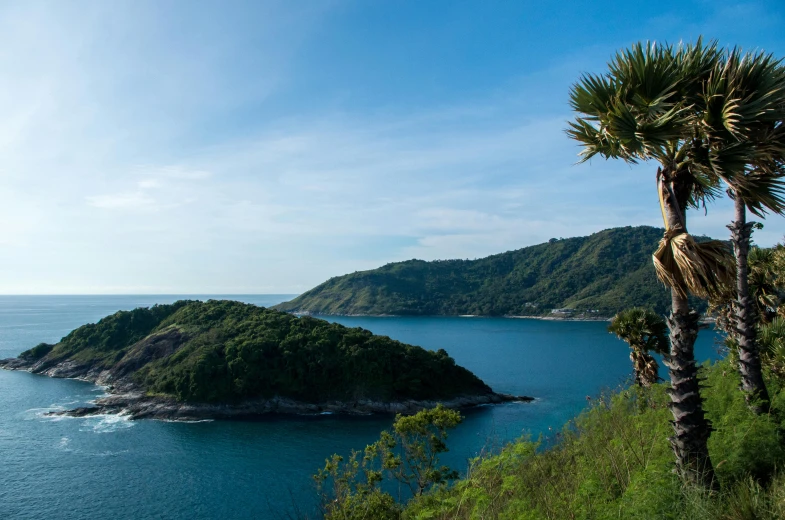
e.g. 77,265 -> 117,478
274,226 -> 714,318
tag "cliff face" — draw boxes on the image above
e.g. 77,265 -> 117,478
1,300 -> 530,420
275,226 -> 686,317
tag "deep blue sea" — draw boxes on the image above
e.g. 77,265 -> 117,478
0,295 -> 721,519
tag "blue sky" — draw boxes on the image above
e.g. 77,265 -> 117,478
1,0 -> 784,294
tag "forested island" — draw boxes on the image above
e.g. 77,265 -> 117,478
276,226 -> 710,317
0,300 -> 528,420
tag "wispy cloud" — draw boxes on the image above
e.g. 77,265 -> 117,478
0,1 -> 783,294
86,192 -> 157,211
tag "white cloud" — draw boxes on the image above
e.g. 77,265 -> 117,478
86,192 -> 157,211
0,1 -> 783,294
137,179 -> 160,189
137,166 -> 213,181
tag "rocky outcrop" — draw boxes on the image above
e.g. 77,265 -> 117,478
43,391 -> 534,421
1,353 -> 534,422
0,327 -> 188,393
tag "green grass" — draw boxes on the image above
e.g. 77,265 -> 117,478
399,360 -> 785,520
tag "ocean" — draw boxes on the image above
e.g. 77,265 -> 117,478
0,295 -> 721,519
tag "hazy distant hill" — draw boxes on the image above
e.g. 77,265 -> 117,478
276,226 -> 706,317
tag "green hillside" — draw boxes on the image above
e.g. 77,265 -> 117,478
276,226 -> 703,317
13,300 -> 492,404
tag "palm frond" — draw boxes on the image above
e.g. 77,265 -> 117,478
730,171 -> 785,217
706,140 -> 754,180
608,307 -> 669,354
568,73 -> 618,116
652,230 -> 735,299
566,118 -> 628,163
568,41 -> 699,165
685,168 -> 723,209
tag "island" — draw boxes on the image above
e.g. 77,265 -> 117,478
0,300 -> 531,421
275,226 -> 714,318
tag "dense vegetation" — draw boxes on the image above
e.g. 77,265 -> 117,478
567,39 -> 785,486
276,226 -> 709,317
314,362 -> 785,519
307,38 -> 785,518
312,234 -> 785,518
315,405 -> 464,520
315,240 -> 785,517
312,241 -> 785,518
20,300 -> 492,404
403,363 -> 785,520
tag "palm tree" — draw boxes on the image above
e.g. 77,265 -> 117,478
708,247 -> 782,348
609,308 -> 669,387
696,50 -> 785,413
568,40 -> 733,488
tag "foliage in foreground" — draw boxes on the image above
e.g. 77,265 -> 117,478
402,361 -> 785,519
317,360 -> 785,519
19,300 -> 491,404
314,405 -> 462,520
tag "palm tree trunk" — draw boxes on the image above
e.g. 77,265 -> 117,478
729,197 -> 770,414
639,351 -> 659,387
659,172 -> 717,489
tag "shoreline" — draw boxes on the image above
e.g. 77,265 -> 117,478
292,311 -> 613,321
42,391 -> 533,422
291,311 -> 716,324
0,358 -> 534,422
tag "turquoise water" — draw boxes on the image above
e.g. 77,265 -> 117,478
0,296 -> 721,519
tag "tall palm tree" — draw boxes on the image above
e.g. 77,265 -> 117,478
696,50 -> 785,413
567,40 -> 733,488
609,308 -> 669,387
709,247 -> 782,347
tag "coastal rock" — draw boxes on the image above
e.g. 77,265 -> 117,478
44,390 -> 534,422
3,353 -> 534,422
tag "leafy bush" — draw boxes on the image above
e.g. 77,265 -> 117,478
19,342 -> 54,360
314,405 -> 462,520
394,361 -> 785,519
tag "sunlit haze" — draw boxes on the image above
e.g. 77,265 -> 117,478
1,0 -> 784,294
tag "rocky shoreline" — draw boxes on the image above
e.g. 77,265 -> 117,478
0,357 -> 533,422
293,310 -> 613,321
291,311 -> 717,324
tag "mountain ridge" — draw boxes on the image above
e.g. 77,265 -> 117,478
276,226 -> 709,317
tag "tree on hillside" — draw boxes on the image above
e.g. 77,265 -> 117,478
695,49 -> 785,413
609,308 -> 669,387
568,39 -> 734,488
314,405 -> 462,519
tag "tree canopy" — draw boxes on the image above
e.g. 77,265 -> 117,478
276,226 -> 708,317
20,300 -> 492,404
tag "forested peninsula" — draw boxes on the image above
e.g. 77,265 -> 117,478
276,226 -> 708,317
0,300 -> 528,420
